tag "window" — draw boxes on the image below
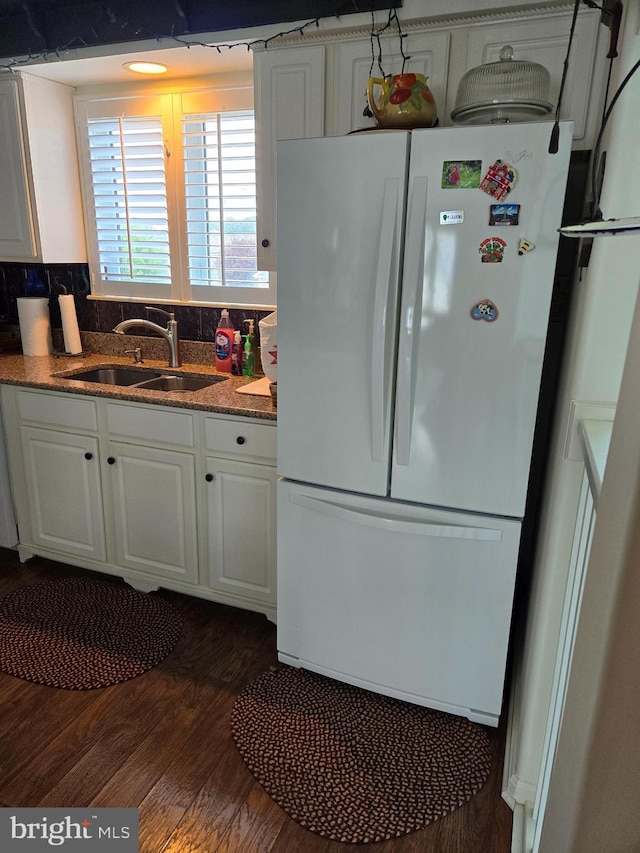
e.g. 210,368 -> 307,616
75,88 -> 274,308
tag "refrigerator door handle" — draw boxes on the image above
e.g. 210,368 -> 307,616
371,178 -> 400,462
289,491 -> 503,541
395,176 -> 428,466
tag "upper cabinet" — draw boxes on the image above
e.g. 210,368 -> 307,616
0,72 -> 86,263
253,5 -> 605,272
332,30 -> 450,137
253,45 -> 325,271
447,9 -> 603,148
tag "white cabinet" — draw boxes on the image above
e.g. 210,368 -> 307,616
252,8 -> 605,273
450,8 -> 603,147
0,72 -> 86,263
20,426 -> 106,562
332,30 -> 450,136
106,441 -> 198,585
204,458 -> 277,605
103,400 -> 198,585
203,416 -> 277,612
0,385 -> 277,620
253,45 -> 325,270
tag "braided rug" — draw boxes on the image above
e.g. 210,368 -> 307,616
0,577 -> 181,689
231,665 -> 493,844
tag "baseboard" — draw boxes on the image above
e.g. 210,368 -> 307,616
511,802 -> 534,853
503,647 -> 538,809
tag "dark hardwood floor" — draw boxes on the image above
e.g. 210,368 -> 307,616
0,549 -> 512,852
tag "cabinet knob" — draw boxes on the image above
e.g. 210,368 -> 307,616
236,436 -> 246,445
84,452 -> 93,460
261,238 -> 270,248
205,473 -> 215,482
107,456 -> 116,465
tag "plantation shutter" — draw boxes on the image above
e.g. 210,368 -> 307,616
182,108 -> 268,301
75,89 -> 275,306
87,115 -> 171,284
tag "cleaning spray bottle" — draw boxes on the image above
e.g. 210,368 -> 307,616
214,308 -> 234,373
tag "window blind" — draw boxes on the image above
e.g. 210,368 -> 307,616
87,115 -> 171,285
182,110 -> 268,290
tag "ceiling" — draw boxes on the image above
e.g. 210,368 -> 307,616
25,43 -> 254,87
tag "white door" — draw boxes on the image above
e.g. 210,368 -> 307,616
204,456 -> 276,607
22,426 -> 106,560
277,131 -> 409,496
0,79 -> 36,259
107,441 -> 198,583
391,122 -> 573,516
277,479 -> 522,726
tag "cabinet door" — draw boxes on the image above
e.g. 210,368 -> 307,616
456,10 -> 601,146
253,45 -> 325,271
0,79 -> 36,259
107,441 -> 198,584
21,426 -> 106,561
332,31 -> 450,136
204,456 -> 276,607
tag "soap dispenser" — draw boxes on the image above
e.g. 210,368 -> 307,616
242,331 -> 254,377
249,318 -> 263,375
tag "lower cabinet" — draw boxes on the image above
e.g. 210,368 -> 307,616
204,456 -> 277,604
106,440 -> 198,585
21,425 -> 107,562
1,386 -> 277,620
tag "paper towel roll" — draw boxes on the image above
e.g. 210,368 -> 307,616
17,297 -> 53,356
59,293 -> 82,355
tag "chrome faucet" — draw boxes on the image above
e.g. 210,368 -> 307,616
113,307 -> 181,368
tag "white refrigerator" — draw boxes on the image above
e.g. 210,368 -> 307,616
276,122 -> 572,726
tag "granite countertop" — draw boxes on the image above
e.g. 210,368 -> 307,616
0,343 -> 277,421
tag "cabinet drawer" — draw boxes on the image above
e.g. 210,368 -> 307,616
105,402 -> 195,447
17,389 -> 98,430
204,417 -> 276,461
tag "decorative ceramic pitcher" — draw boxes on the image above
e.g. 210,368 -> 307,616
366,73 -> 438,129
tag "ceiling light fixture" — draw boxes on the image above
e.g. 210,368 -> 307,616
123,61 -> 169,75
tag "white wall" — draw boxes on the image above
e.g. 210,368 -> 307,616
506,0 -> 640,828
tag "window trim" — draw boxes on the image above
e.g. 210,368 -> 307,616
74,84 -> 275,309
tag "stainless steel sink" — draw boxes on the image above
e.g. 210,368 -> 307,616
63,366 -> 162,385
55,365 -> 225,392
134,375 -> 225,392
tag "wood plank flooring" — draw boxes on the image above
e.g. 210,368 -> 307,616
0,549 -> 512,852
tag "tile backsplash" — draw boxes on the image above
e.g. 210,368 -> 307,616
0,262 -> 272,345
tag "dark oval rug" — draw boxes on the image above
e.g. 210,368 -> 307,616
231,666 -> 493,844
0,577 -> 182,689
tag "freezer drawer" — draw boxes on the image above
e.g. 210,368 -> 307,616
277,479 -> 522,726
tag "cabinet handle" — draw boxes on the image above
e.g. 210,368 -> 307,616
261,238 -> 270,248
236,436 -> 246,445
205,473 -> 215,482
107,456 -> 116,465
84,452 -> 93,461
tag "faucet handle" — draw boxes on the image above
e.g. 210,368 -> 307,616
145,306 -> 175,322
